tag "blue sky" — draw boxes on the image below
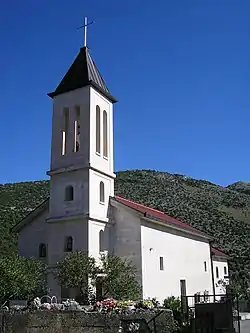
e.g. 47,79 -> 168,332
1,0 -> 250,186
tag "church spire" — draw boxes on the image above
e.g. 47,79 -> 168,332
48,18 -> 117,103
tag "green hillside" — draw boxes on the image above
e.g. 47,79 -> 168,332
1,170 -> 250,293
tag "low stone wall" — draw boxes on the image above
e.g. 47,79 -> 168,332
0,309 -> 175,333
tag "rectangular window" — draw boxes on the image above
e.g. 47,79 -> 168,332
216,267 -> 219,279
160,256 -> 164,271
224,266 -> 227,276
62,107 -> 69,155
180,280 -> 187,297
73,106 -> 80,152
204,261 -> 207,272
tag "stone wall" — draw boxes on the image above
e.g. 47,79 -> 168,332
0,309 -> 175,333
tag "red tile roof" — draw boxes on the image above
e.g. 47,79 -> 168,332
114,196 -> 206,236
211,247 -> 230,259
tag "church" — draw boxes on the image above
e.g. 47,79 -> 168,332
13,27 -> 229,302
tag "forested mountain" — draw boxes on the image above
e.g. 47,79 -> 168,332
1,170 -> 250,292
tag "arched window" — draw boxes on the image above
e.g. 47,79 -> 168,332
39,243 -> 47,258
100,181 -> 105,203
103,110 -> 108,158
65,236 -> 73,252
62,107 -> 69,155
216,266 -> 219,279
99,230 -> 104,252
65,185 -> 74,201
96,105 -> 101,154
74,106 -> 81,152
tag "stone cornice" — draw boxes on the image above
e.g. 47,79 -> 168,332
47,163 -> 116,179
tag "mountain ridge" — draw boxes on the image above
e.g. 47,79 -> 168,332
1,169 -> 250,293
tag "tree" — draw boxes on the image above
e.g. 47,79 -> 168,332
54,251 -> 97,301
55,252 -> 141,302
0,254 -> 46,304
100,254 -> 141,300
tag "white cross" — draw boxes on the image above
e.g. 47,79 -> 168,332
77,17 -> 94,47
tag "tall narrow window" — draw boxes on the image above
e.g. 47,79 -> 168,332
74,106 -> 81,152
224,266 -> 227,276
216,266 -> 219,279
96,105 -> 101,154
103,110 -> 108,158
180,280 -> 187,297
65,185 -> 74,201
100,181 -> 105,203
65,236 -> 73,252
99,230 -> 104,252
160,256 -> 164,270
39,243 -> 47,258
62,107 -> 69,155
204,261 -> 207,272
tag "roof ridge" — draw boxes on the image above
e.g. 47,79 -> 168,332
86,49 -> 110,93
85,47 -> 91,82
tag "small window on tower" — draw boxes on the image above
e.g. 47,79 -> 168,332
224,266 -> 227,276
100,181 -> 105,203
96,105 -> 101,154
65,185 -> 74,201
65,236 -> 73,252
39,243 -> 47,258
103,110 -> 108,158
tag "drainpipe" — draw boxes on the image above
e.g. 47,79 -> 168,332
209,241 -> 216,302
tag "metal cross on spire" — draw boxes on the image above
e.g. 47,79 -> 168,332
77,16 -> 94,47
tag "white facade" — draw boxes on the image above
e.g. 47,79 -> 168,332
110,199 -> 224,302
213,257 -> 229,295
140,220 -> 214,302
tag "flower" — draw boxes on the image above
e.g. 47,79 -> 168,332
95,298 -> 117,312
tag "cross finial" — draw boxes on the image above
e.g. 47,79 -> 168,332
84,16 -> 87,47
77,17 -> 94,47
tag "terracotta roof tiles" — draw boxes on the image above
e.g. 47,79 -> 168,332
114,196 -> 205,236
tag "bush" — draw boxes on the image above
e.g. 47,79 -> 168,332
0,254 -> 46,304
163,296 -> 182,329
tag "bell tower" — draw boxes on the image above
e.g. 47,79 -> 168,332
46,21 -> 117,270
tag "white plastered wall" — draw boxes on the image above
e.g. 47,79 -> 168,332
212,257 -> 229,295
141,220 -> 214,303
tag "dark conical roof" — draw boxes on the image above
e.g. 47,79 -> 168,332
48,47 -> 117,102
